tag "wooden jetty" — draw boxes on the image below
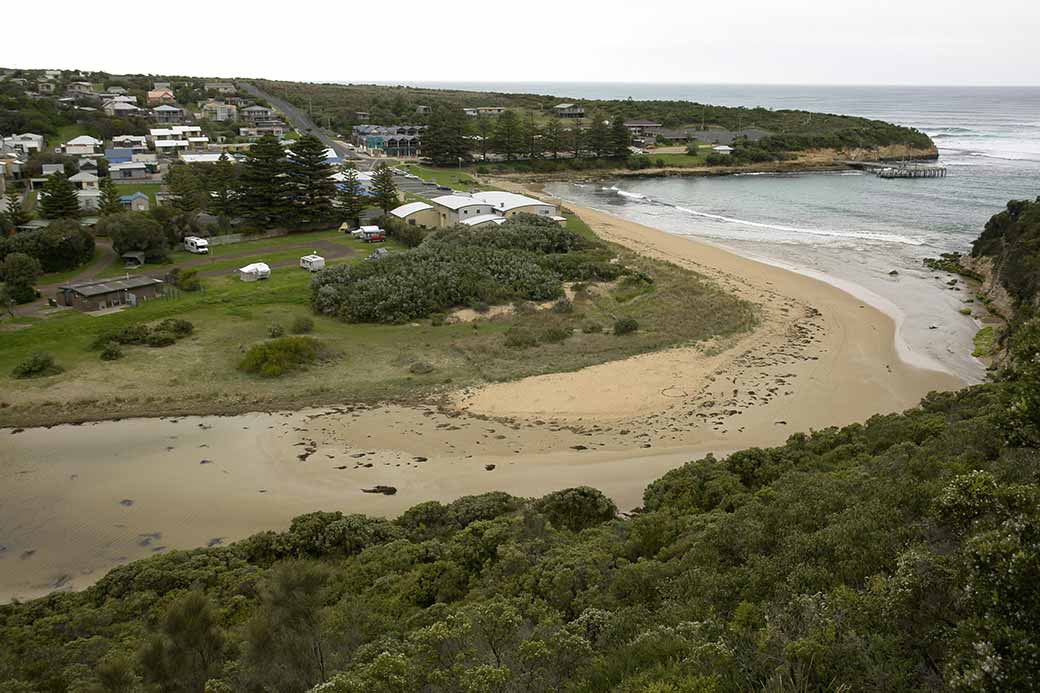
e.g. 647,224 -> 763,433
839,159 -> 947,179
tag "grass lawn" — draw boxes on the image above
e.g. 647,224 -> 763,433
0,220 -> 756,427
400,164 -> 483,191
113,183 -> 162,205
46,124 -> 91,150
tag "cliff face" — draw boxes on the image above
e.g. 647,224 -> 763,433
969,198 -> 1040,320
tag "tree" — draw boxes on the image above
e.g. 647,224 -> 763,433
609,119 -> 633,158
568,126 -> 585,159
140,591 -> 225,693
100,212 -> 168,261
492,110 -> 524,161
523,112 -> 542,160
0,252 -> 41,303
335,165 -> 366,228
475,116 -> 495,161
242,561 -> 332,692
238,135 -> 293,227
370,163 -> 399,215
542,119 -> 563,160
98,176 -> 124,217
210,153 -> 238,220
423,106 -> 470,166
287,134 -> 336,223
0,284 -> 16,318
5,190 -> 31,227
587,119 -> 611,158
165,164 -> 207,214
38,171 -> 80,219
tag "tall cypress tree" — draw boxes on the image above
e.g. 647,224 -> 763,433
335,165 -> 366,228
165,164 -> 206,214
423,107 -> 469,166
542,119 -> 562,160
210,153 -> 238,220
609,119 -> 633,159
238,135 -> 292,227
287,134 -> 336,224
370,164 -> 399,215
588,119 -> 611,158
39,172 -> 81,220
492,111 -> 523,161
5,190 -> 31,226
98,177 -> 123,216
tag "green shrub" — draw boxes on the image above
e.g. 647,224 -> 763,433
115,324 -> 150,345
291,316 -> 314,334
470,301 -> 490,314
100,343 -> 123,361
582,322 -> 603,334
146,331 -> 176,348
614,317 -> 639,335
504,328 -> 539,349
170,267 -> 201,292
239,336 -> 325,377
430,312 -> 447,326
156,318 -> 194,338
541,326 -> 572,344
409,361 -> 434,375
12,352 -> 62,378
268,323 -> 285,338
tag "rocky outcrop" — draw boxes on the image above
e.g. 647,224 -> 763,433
959,255 -> 1016,321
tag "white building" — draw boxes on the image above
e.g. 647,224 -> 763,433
62,135 -> 103,156
469,191 -> 559,219
2,133 -> 45,155
429,194 -> 496,226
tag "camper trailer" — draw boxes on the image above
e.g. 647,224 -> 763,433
238,262 -> 271,282
184,236 -> 210,254
352,225 -> 385,242
300,254 -> 325,272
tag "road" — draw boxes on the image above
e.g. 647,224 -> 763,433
237,81 -> 356,161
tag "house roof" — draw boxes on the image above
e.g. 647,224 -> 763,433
460,213 -> 508,227
470,191 -> 552,212
153,105 -> 182,112
69,171 -> 98,182
154,140 -> 189,147
66,135 -> 102,146
431,194 -> 487,211
110,161 -> 146,170
119,192 -> 148,201
59,276 -> 164,297
242,105 -> 271,112
390,201 -> 434,218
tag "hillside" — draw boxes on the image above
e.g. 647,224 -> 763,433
1,202 -> 1038,692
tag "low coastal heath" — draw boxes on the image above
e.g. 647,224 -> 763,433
0,203 -> 963,603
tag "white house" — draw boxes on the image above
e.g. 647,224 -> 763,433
389,201 -> 438,227
470,191 -> 558,219
103,100 -> 141,117
429,194 -> 496,226
2,133 -> 45,155
62,135 -> 103,156
69,170 -> 99,190
109,161 -> 151,180
460,213 -> 509,228
712,145 -> 734,154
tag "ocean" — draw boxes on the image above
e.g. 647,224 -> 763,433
401,82 -> 1040,382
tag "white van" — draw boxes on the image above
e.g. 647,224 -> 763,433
184,236 -> 210,254
300,254 -> 325,272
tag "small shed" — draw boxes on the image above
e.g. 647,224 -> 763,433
119,192 -> 150,212
121,251 -> 146,267
238,262 -> 271,282
300,254 -> 325,271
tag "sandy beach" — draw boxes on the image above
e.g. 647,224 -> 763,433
0,201 -> 965,602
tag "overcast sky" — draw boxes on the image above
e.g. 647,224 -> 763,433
4,0 -> 1038,86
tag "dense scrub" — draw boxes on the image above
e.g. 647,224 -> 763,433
0,221 -> 95,273
311,215 -> 620,323
971,197 -> 1040,312
2,349 -> 1038,691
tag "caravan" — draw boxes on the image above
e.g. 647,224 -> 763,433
184,236 -> 210,254
299,254 -> 326,272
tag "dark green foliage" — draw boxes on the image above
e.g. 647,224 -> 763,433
169,267 -> 201,291
291,315 -> 314,334
552,298 -> 574,314
492,110 -> 524,161
335,165 -> 366,228
5,190 -> 31,227
238,336 -> 325,377
145,331 -> 176,347
165,163 -> 208,213
971,197 -> 1040,307
38,171 -> 80,219
613,316 -> 639,335
370,163 -> 399,215
11,351 -> 62,378
99,342 -> 122,361
535,487 -> 617,531
381,215 -> 426,247
97,176 -> 123,217
0,252 -> 41,303
541,325 -> 571,343
268,323 -> 284,338
0,220 -> 95,272
239,135 -> 294,227
504,327 -> 538,349
423,106 -> 471,166
140,591 -> 225,692
101,212 -> 169,261
311,217 -> 589,324
287,134 -> 336,223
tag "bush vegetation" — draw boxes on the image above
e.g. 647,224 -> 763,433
291,315 -> 314,334
613,317 -> 639,335
0,220 -> 94,273
11,351 -> 62,378
238,336 -> 326,377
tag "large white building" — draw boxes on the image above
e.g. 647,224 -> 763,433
429,194 -> 496,226
469,191 -> 559,219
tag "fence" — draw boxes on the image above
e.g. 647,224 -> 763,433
205,229 -> 290,247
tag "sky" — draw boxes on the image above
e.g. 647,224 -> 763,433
3,0 -> 1039,86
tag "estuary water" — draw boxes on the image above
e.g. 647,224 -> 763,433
404,83 -> 1040,381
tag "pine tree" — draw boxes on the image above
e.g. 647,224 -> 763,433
588,119 -> 611,158
98,177 -> 123,217
210,153 -> 238,219
370,164 -> 399,215
5,190 -> 31,227
492,111 -> 524,161
287,134 -> 336,224
523,113 -> 542,160
39,172 -> 81,220
335,165 -> 366,228
475,116 -> 494,161
238,135 -> 293,227
609,119 -> 633,159
165,164 -> 206,214
543,119 -> 563,160
569,126 -> 585,159
423,107 -> 470,166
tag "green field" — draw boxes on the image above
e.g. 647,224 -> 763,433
46,124 -> 91,150
0,212 -> 755,426
113,182 -> 162,204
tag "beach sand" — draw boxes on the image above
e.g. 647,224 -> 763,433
0,200 -> 964,602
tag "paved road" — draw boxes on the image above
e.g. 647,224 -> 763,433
237,81 -> 356,161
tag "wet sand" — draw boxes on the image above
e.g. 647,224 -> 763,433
0,201 -> 965,602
